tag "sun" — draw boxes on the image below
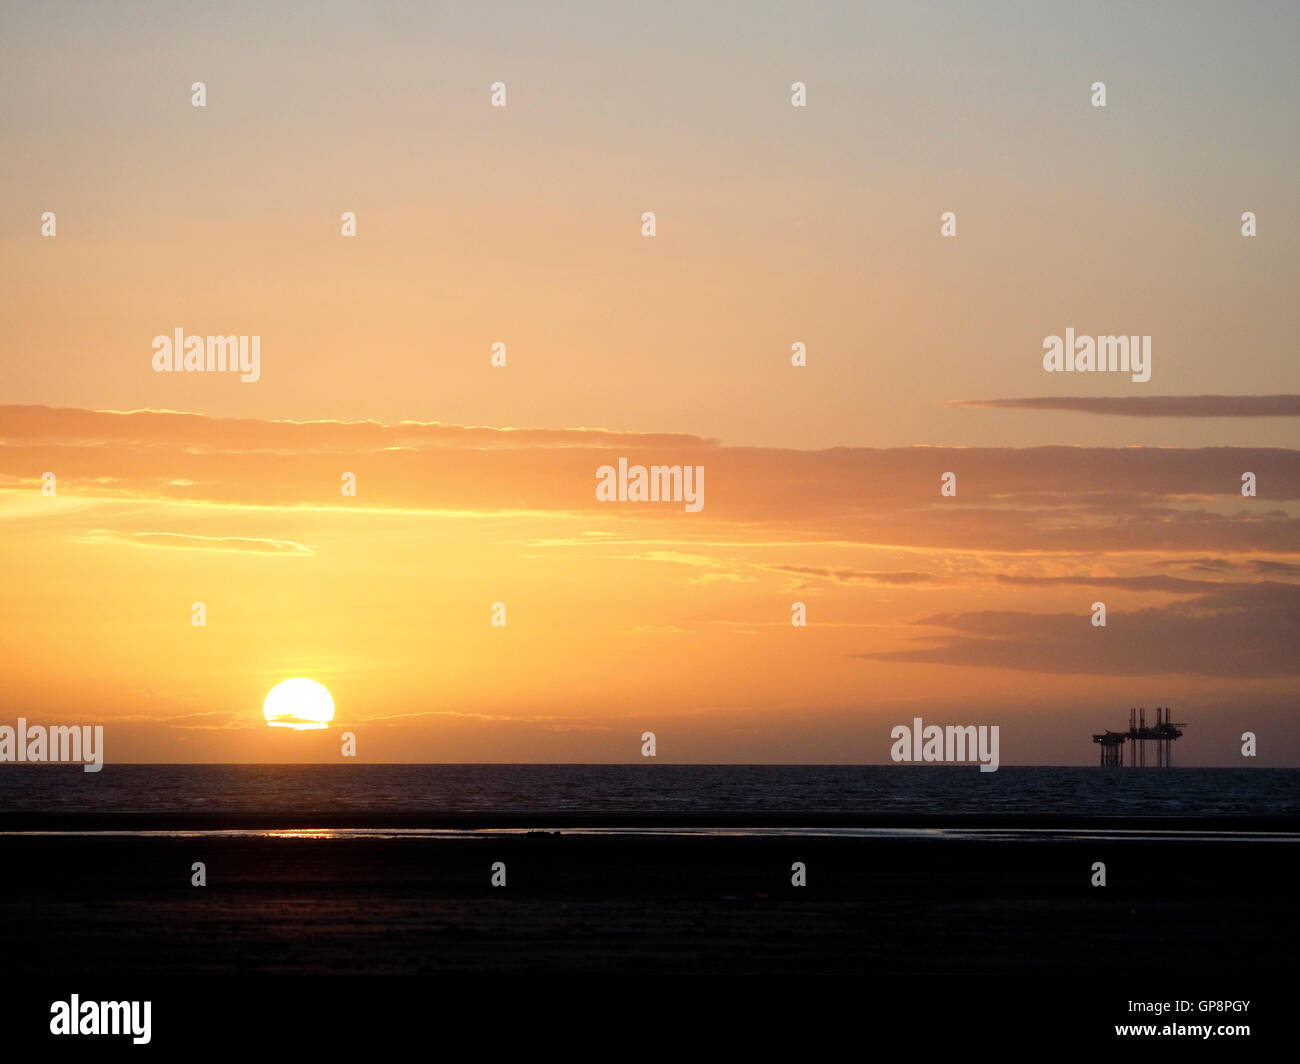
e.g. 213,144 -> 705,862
263,678 -> 335,730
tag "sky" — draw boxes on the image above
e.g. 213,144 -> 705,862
1,2 -> 1298,764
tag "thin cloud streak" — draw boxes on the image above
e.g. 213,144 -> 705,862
949,395 -> 1300,418
78,530 -> 316,556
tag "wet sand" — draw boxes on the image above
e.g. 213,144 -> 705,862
1,831 -> 1292,975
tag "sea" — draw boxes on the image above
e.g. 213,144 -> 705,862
0,764 -> 1296,834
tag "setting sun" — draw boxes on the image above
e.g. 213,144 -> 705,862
263,678 -> 335,731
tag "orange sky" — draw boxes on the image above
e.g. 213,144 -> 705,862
1,3 -> 1297,764
1,406 -> 1297,764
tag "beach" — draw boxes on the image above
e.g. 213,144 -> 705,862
2,828 -> 1291,976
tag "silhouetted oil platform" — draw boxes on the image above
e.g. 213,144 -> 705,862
1092,707 -> 1186,767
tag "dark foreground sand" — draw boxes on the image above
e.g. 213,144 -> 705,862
1,831 -> 1292,975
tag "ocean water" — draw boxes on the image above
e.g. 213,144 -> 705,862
0,764 -> 1295,822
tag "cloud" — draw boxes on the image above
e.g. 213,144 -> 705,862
1152,556 -> 1300,578
619,550 -> 721,567
856,581 -> 1300,677
948,395 -> 1300,418
80,530 -> 315,555
689,571 -> 754,585
109,710 -> 253,730
3,405 -> 1300,555
990,573 -> 1223,593
764,564 -> 935,585
0,405 -> 715,451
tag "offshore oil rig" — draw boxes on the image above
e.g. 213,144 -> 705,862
1092,707 -> 1186,767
